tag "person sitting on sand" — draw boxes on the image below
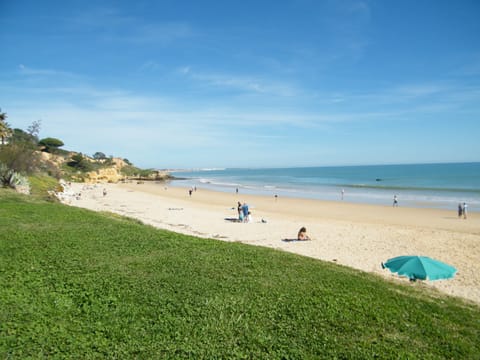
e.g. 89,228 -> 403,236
297,227 -> 310,241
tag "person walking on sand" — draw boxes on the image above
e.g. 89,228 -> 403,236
463,202 -> 468,219
341,189 -> 345,200
393,195 -> 398,207
297,227 -> 310,241
458,203 -> 463,218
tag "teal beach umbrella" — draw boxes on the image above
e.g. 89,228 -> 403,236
382,256 -> 457,281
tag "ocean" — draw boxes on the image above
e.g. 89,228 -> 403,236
170,162 -> 480,212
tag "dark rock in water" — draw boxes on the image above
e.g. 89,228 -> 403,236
376,178 -> 382,181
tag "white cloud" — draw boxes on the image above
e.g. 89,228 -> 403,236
181,68 -> 298,97
127,22 -> 193,44
4,57 -> 480,168
70,7 -> 194,45
139,61 -> 162,72
17,64 -> 80,79
179,66 -> 191,75
393,84 -> 447,98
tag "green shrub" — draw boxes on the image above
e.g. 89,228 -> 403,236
0,163 -> 30,191
67,153 -> 94,172
120,165 -> 155,178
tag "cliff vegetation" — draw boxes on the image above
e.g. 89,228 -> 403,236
0,109 -> 171,199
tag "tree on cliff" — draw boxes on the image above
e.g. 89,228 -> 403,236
67,153 -> 93,172
39,137 -> 64,153
93,151 -> 107,160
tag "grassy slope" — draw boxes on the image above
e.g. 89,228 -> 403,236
27,174 -> 61,200
1,190 -> 479,359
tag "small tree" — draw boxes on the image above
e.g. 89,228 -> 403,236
0,109 -> 12,145
0,120 -> 42,175
67,153 -> 93,172
39,137 -> 64,153
93,151 -> 107,160
103,156 -> 115,166
27,120 -> 41,140
11,128 -> 37,145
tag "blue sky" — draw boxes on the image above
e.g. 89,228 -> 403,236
1,0 -> 479,169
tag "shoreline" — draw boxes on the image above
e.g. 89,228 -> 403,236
62,181 -> 480,305
169,163 -> 480,212
171,180 -> 480,213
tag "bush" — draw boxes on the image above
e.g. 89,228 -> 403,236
120,165 -> 155,178
93,151 -> 107,160
11,128 -> 38,145
67,153 -> 94,172
0,141 -> 41,174
0,162 -> 30,191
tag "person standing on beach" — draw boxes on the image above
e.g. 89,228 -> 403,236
341,189 -> 345,200
393,195 -> 398,207
237,201 -> 243,221
458,203 -> 463,218
463,202 -> 468,219
242,202 -> 249,222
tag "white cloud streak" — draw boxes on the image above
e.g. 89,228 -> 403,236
180,67 -> 299,97
3,60 -> 479,167
70,7 -> 194,45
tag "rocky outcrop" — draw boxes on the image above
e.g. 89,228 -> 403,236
130,170 -> 173,181
38,151 -> 67,165
36,150 -> 170,184
82,157 -> 130,183
84,167 -> 124,183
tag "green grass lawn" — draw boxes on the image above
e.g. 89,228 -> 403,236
1,189 -> 479,358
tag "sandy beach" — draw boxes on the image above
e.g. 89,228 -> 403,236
61,181 -> 480,305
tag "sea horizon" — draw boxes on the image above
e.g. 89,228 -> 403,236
166,160 -> 480,172
169,162 -> 480,212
